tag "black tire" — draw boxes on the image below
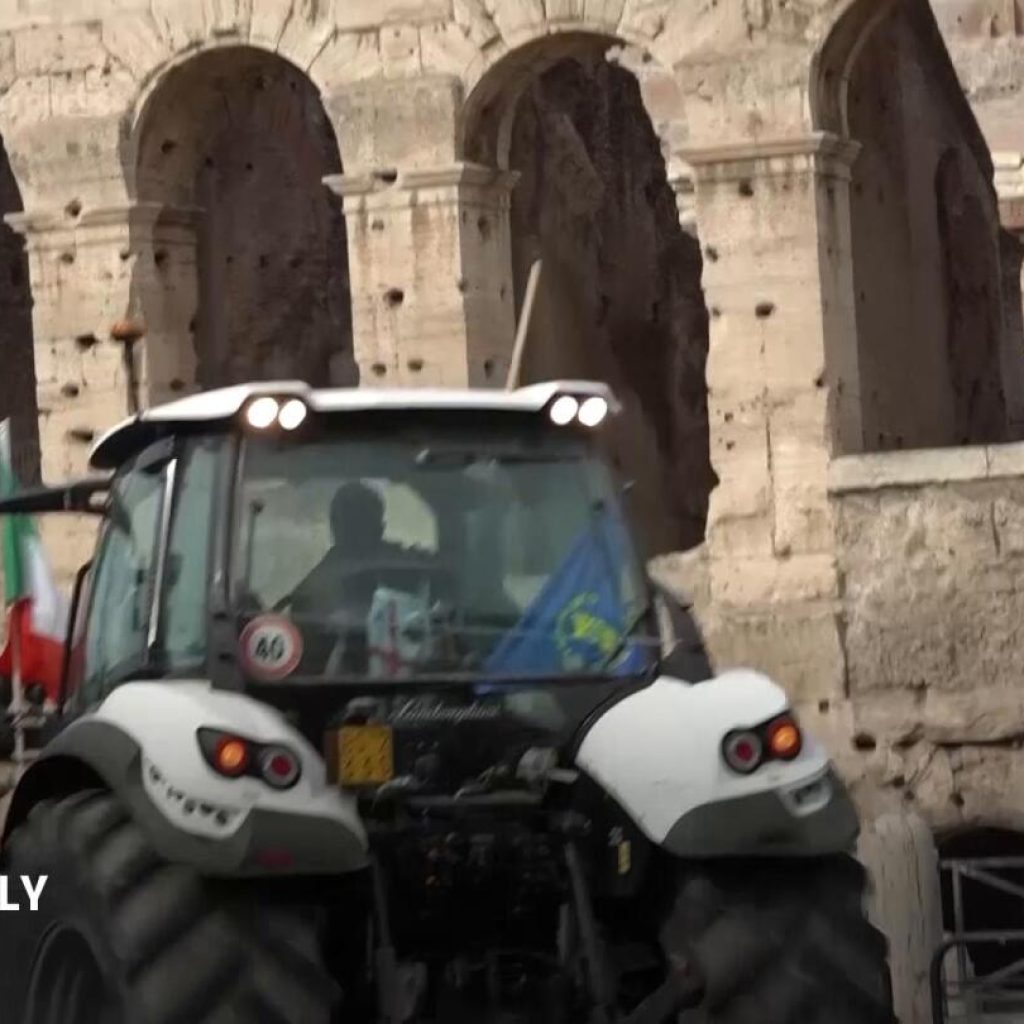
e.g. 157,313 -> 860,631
0,789 -> 340,1024
659,854 -> 895,1024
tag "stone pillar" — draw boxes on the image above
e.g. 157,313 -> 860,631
325,163 -> 519,389
858,814 -> 944,1024
8,202 -> 201,583
680,133 -> 863,702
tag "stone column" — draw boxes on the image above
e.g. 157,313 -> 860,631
7,202 -> 201,584
680,133 -> 863,703
325,163 -> 519,389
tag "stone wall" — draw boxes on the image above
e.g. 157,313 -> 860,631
831,442 -> 1024,833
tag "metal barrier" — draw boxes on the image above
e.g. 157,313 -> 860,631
931,856 -> 1024,1023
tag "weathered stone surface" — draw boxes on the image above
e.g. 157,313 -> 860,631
0,5 -> 1022,1012
858,814 -> 944,1024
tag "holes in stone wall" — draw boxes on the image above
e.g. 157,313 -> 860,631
500,53 -> 712,553
384,288 -> 405,308
134,47 -> 355,389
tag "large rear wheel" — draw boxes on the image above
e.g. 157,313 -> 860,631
2,789 -> 340,1024
659,855 -> 894,1024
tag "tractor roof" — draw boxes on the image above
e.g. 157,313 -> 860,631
89,379 -> 619,470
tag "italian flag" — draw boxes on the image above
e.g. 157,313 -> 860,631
0,421 -> 68,706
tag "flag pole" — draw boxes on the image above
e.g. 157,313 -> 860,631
11,598 -> 23,774
0,419 -> 25,777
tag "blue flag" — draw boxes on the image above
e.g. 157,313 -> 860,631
483,506 -> 649,679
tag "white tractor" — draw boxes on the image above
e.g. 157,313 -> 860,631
0,379 -> 893,1024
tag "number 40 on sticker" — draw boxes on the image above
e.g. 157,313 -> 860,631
238,615 -> 303,681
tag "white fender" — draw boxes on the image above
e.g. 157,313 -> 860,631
576,669 -> 853,856
90,680 -> 366,848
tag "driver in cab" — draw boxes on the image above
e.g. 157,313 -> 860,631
289,480 -> 404,621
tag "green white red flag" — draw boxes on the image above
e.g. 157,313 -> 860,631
0,421 -> 68,705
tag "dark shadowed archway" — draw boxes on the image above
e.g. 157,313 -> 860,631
464,38 -> 713,555
824,0 -> 1013,451
0,142 -> 38,483
133,47 -> 354,390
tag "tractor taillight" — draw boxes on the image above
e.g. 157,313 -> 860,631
766,717 -> 802,761
213,736 -> 250,777
259,746 -> 301,790
722,731 -> 763,774
197,728 -> 301,790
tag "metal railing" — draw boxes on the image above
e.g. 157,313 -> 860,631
932,857 -> 1024,1023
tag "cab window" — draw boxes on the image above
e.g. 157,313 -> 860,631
81,456 -> 166,704
162,439 -> 220,671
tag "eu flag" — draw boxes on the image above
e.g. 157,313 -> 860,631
483,505 -> 650,679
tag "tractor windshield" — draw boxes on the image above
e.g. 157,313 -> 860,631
230,421 -> 656,684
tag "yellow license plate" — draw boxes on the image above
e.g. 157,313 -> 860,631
337,725 -> 394,786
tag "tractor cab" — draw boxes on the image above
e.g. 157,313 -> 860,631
13,380 -> 707,771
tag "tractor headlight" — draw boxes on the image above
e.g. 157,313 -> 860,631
549,395 -> 579,426
245,396 -> 280,430
578,396 -> 608,427
278,398 -> 308,431
241,395 -> 310,433
548,392 -> 612,429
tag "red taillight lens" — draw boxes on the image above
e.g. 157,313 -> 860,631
259,746 -> 300,790
766,717 -> 802,761
722,731 -> 763,774
213,736 -> 250,777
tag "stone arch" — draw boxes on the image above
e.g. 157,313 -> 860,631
127,45 -> 354,396
0,138 -> 38,483
811,0 -> 901,138
815,0 -> 1014,451
461,32 -> 712,554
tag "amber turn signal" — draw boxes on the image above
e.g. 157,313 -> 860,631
213,736 -> 250,776
766,718 -> 802,761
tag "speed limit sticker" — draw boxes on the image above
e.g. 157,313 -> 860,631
239,615 -> 303,681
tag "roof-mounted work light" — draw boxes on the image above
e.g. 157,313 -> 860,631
245,396 -> 279,430
278,398 -> 308,431
549,395 -> 579,426
548,392 -> 610,429
241,394 -> 310,433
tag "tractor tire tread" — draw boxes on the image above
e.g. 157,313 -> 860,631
4,788 -> 339,1024
661,854 -> 894,1024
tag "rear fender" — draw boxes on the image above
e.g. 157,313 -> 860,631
2,681 -> 368,877
574,669 -> 859,858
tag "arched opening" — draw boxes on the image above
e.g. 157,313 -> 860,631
840,0 -> 1013,451
0,141 -> 38,483
133,47 -> 354,391
465,38 -> 713,555
935,149 -> 1006,444
937,829 -> 1024,1009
